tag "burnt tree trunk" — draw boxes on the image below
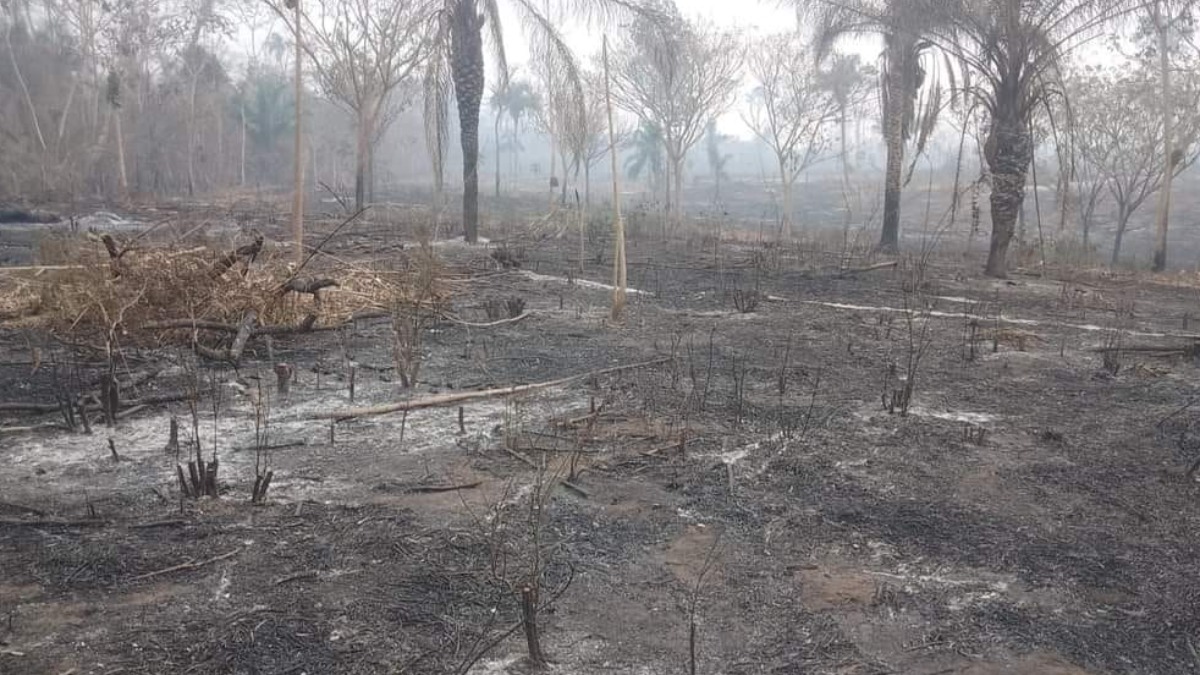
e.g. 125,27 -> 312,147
1111,205 -> 1132,266
451,4 -> 485,243
878,34 -> 913,254
983,109 -> 1032,278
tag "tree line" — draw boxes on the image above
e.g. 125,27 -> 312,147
0,0 -> 1197,276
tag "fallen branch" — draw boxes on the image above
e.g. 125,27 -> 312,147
318,357 -> 671,421
274,570 -> 320,586
0,518 -> 107,528
444,312 -> 532,328
0,264 -> 88,273
233,439 -> 307,453
130,548 -> 240,581
1091,343 -> 1199,355
0,501 -> 45,516
560,480 -> 590,498
407,481 -> 483,494
0,391 -> 197,416
287,208 -> 368,282
145,310 -> 389,337
837,261 -> 898,277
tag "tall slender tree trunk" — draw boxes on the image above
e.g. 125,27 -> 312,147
451,6 -> 485,243
549,129 -> 558,210
187,69 -> 201,197
495,111 -> 502,198
6,19 -> 47,191
1111,205 -> 1132,265
584,162 -> 591,206
355,107 -> 370,211
879,39 -> 909,253
512,119 -> 520,183
1152,0 -> 1174,272
240,97 -> 246,187
291,0 -> 305,265
367,136 -> 375,204
779,156 -> 793,240
215,97 -> 224,188
604,36 -> 626,321
561,151 -> 570,205
673,159 -> 684,228
57,77 -> 78,156
983,111 -> 1032,278
662,142 -> 673,230
840,104 -> 852,225
114,110 -> 128,200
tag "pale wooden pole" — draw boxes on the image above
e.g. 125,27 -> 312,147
291,0 -> 305,265
603,35 -> 626,321
1151,0 -> 1175,272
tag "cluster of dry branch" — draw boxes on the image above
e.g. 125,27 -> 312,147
0,231 -> 453,359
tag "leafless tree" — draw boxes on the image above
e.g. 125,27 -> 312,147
561,71 -> 623,206
608,10 -> 744,228
264,0 -> 428,211
743,33 -> 839,238
1068,62 -> 1200,265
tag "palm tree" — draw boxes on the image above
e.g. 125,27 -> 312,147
817,53 -> 875,210
801,0 -> 949,253
704,120 -> 732,203
489,78 -> 540,196
425,0 -> 660,243
489,83 -> 510,198
923,0 -> 1131,277
624,120 -> 665,196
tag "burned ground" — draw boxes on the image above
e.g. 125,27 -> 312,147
2,216 -> 1200,674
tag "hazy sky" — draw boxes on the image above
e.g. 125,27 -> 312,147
238,1 -> 868,138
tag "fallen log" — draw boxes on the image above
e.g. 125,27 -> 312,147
0,392 -> 193,417
0,501 -> 45,516
0,518 -> 108,528
317,357 -> 672,421
407,481 -> 483,494
1091,343 -> 1200,354
837,261 -> 898,277
444,312 -> 532,328
130,548 -> 240,581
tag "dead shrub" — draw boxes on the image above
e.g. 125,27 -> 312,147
389,242 -> 449,388
3,231 -> 429,349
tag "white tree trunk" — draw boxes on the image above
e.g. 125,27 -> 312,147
115,109 -> 128,200
780,155 -> 793,240
1152,0 -> 1174,271
603,36 -> 626,321
291,0 -> 305,264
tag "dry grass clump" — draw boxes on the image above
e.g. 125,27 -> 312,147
3,232 -> 452,347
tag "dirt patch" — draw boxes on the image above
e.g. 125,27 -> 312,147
959,651 -> 1096,675
799,563 -> 879,611
661,524 -> 723,587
